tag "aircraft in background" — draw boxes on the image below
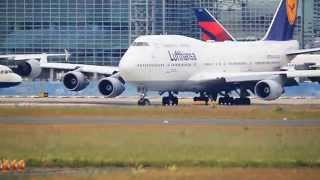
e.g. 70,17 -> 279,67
194,8 -> 236,42
0,50 -> 69,79
4,0 -> 320,106
194,7 -> 320,71
0,65 -> 22,88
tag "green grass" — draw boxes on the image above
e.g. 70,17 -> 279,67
0,124 -> 320,168
0,105 -> 320,120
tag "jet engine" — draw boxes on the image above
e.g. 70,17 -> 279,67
62,71 -> 89,91
254,79 -> 284,101
98,77 -> 125,98
14,59 -> 41,78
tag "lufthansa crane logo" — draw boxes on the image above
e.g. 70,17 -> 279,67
286,0 -> 297,25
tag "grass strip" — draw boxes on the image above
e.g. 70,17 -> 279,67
0,124 -> 319,168
0,105 -> 320,120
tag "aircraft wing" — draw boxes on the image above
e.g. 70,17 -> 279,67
286,48 -> 320,56
189,70 -> 320,83
40,62 -> 119,75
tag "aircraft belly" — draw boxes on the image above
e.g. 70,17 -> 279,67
129,80 -> 200,92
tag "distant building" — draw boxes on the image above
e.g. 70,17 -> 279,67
0,0 -> 318,65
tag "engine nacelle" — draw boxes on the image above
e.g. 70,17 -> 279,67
15,59 -> 41,78
98,77 -> 125,98
254,79 -> 284,101
62,71 -> 89,91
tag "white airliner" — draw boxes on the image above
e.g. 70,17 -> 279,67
5,0 -> 320,105
0,65 -> 22,88
116,0 -> 320,105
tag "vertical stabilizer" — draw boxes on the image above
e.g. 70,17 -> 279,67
263,0 -> 298,41
194,8 -> 235,41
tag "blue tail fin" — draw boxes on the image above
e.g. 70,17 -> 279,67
194,8 -> 235,42
263,0 -> 298,41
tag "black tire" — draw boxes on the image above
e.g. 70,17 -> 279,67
162,97 -> 169,106
138,99 -> 146,106
228,98 -> 234,106
144,99 -> 151,106
245,98 -> 251,105
172,97 -> 178,106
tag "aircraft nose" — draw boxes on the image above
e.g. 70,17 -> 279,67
119,53 -> 135,81
14,74 -> 23,84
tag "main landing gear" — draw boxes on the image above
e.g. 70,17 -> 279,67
193,92 -> 210,105
218,96 -> 251,105
162,91 -> 178,106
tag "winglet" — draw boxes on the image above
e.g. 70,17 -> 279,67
194,8 -> 235,42
40,53 -> 48,64
263,0 -> 298,41
64,49 -> 70,62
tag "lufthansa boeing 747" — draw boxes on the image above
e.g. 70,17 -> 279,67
5,0 -> 320,106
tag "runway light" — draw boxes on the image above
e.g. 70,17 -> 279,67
11,160 -> 18,170
0,159 -> 26,172
2,160 -> 10,171
17,160 -> 26,171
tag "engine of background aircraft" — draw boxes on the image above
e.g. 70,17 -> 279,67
13,59 -> 41,79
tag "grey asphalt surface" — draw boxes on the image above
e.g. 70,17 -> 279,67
0,116 -> 319,126
0,96 -> 320,126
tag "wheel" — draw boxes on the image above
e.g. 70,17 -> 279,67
144,99 -> 151,106
218,98 -> 224,105
138,98 -> 146,106
162,97 -> 170,106
172,97 -> 178,106
244,98 -> 251,105
228,97 -> 234,105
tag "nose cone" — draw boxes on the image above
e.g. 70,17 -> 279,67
11,74 -> 23,86
119,51 -> 136,82
15,74 -> 23,84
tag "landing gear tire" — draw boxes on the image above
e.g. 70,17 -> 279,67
138,98 -> 151,106
218,97 -> 234,105
219,97 -> 251,106
162,97 -> 170,106
162,96 -> 178,106
193,96 -> 209,105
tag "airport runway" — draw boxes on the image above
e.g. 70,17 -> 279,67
0,96 -> 320,126
1,96 -> 320,106
1,116 -> 319,126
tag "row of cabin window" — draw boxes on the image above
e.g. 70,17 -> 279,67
0,70 -> 13,74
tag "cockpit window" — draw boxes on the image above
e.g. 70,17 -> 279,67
132,42 -> 149,46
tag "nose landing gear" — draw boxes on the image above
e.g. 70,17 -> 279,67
137,86 -> 151,106
138,96 -> 151,106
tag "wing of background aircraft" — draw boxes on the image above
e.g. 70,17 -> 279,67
194,8 -> 236,42
0,49 -> 69,61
